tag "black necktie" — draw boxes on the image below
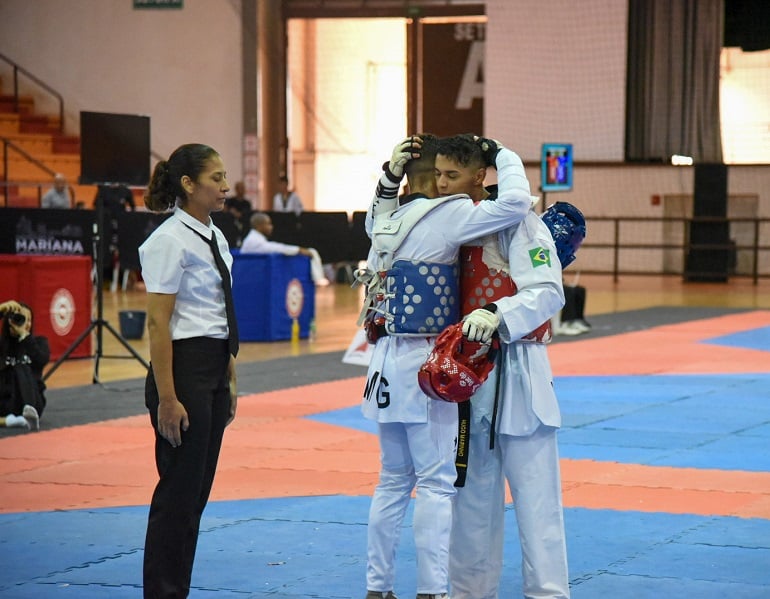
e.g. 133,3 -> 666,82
208,231 -> 239,357
185,224 -> 239,357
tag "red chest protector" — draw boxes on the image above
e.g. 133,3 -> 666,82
460,245 -> 552,343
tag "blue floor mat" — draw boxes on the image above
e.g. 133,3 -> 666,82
702,325 -> 770,352
2,499 -> 769,598
310,373 -> 770,471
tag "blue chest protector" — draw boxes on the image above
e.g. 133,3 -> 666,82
385,260 -> 460,335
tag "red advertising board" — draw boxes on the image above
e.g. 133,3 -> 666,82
0,256 -> 92,359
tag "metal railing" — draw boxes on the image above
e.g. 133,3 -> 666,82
1,137 -> 56,205
580,216 -> 770,284
0,52 -> 64,133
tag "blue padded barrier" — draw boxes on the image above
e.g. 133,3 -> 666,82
230,251 -> 315,341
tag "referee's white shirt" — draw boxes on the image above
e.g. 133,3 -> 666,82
139,208 -> 233,342
240,229 -> 300,255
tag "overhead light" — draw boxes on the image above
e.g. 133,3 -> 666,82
671,154 -> 694,166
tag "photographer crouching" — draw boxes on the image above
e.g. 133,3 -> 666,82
0,300 -> 50,432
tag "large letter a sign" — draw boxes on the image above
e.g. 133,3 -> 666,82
421,21 -> 485,137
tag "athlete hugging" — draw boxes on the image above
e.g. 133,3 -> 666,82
358,133 -> 584,599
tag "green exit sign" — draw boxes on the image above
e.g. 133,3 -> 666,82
134,0 -> 183,8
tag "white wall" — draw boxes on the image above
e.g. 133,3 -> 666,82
2,0 -> 768,233
520,163 -> 770,273
484,0 -> 770,274
486,0 -> 628,162
0,0 -> 243,182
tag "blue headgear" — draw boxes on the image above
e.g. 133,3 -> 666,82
541,201 -> 586,268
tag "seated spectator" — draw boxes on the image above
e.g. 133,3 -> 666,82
272,175 -> 304,215
225,181 -> 252,245
226,181 -> 252,216
41,173 -> 72,209
95,183 -> 136,215
0,300 -> 50,432
95,184 -> 136,283
554,280 -> 591,336
241,212 -> 329,286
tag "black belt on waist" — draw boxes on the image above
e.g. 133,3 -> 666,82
454,400 -> 470,487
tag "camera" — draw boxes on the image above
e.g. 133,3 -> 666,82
2,312 -> 26,326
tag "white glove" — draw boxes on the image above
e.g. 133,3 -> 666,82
387,136 -> 421,180
462,307 -> 500,343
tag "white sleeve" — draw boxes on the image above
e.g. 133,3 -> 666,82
262,240 -> 300,255
433,148 -> 534,246
494,213 -> 565,342
240,230 -> 300,256
365,172 -> 400,237
291,193 -> 304,215
139,231 -> 185,294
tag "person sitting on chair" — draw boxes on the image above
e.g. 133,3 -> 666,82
271,176 -> 304,215
240,212 -> 329,286
553,278 -> 591,336
224,181 -> 252,245
41,173 -> 72,209
0,300 -> 49,432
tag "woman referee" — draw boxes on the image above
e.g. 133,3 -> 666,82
139,143 -> 238,598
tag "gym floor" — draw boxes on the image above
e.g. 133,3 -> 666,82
1,276 -> 769,598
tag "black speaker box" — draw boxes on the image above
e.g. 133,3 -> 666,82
685,164 -> 730,282
692,163 -> 728,217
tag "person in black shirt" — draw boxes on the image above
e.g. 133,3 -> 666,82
95,184 -> 137,280
223,181 -> 252,246
0,300 -> 49,432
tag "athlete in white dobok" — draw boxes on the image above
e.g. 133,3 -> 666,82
435,133 -> 575,599
357,133 -> 535,599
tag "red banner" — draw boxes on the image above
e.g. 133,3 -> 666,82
0,256 -> 92,359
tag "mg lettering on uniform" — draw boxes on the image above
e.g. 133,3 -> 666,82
363,371 -> 380,402
377,384 -> 390,409
363,370 -> 391,409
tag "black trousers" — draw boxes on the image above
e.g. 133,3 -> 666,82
562,284 -> 587,322
143,337 -> 231,599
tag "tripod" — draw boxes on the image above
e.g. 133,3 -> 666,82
43,197 -> 149,384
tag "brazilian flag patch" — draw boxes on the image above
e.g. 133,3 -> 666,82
529,247 -> 551,268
